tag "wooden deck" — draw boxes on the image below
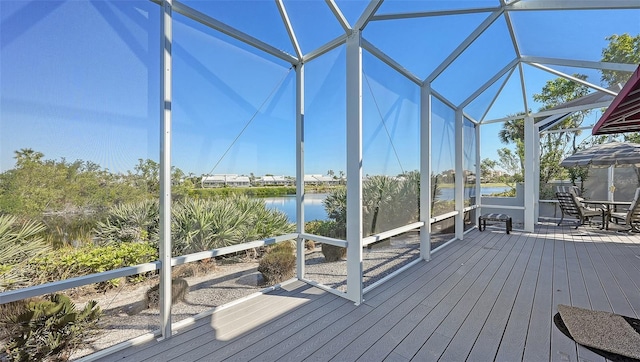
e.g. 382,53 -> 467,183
97,224 -> 640,361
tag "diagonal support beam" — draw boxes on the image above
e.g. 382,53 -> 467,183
325,0 -> 352,33
521,56 -> 638,73
425,9 -> 504,83
371,6 -> 498,21
528,62 -> 618,96
518,62 -> 529,115
362,38 -> 422,86
355,0 -> 383,30
480,67 -> 516,123
276,0 -> 303,61
509,1 -> 640,11
460,58 -> 518,109
173,0 -> 299,65
303,34 -> 347,63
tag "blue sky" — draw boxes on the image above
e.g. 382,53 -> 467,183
1,1 -> 639,177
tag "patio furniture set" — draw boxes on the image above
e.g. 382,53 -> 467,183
556,186 -> 640,231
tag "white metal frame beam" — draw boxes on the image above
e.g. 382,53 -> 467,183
325,0 -> 352,33
479,67 -> 516,123
484,100 -> 613,125
159,0 -> 173,339
460,58 -> 518,109
345,30 -> 364,305
425,10 -> 504,84
295,64 -> 305,279
431,89 -> 458,111
523,116 -> 535,232
370,6 -> 498,21
521,56 -> 638,73
454,109 -> 464,240
355,0 -> 383,30
475,123 -> 482,223
362,38 -> 423,86
528,62 -> 618,96
172,1 -> 299,65
464,112 -> 480,125
509,1 -> 640,11
303,34 -> 347,63
420,85 -> 432,261
518,62 -> 530,115
503,7 -> 522,58
276,0 -> 303,61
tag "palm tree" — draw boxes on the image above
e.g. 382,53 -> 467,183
14,148 -> 44,167
498,115 -> 525,175
363,176 -> 399,235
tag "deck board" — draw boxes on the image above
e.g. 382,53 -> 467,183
92,224 -> 640,362
465,231 -> 536,361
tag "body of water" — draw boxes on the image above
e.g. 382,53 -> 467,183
263,186 -> 510,222
263,194 -> 328,222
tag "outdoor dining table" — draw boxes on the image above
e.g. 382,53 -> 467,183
581,199 -> 632,230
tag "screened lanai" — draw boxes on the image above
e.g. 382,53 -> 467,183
1,1 -> 640,360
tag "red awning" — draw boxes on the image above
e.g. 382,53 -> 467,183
592,65 -> 640,135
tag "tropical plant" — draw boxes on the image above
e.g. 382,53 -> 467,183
171,198 -> 241,254
363,175 -> 399,235
601,33 -> 640,86
396,171 -> 420,225
171,195 -> 294,254
93,199 -> 159,246
3,294 -> 101,362
320,173 -> 422,238
0,215 -> 49,291
323,187 -> 347,228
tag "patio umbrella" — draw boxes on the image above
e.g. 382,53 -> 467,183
560,142 -> 640,167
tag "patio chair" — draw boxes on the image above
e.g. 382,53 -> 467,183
610,187 -> 640,232
556,190 -> 603,228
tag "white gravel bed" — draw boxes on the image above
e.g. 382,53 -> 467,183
71,231 -> 449,360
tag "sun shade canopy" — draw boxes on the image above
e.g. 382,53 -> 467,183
560,141 -> 640,167
592,65 -> 640,135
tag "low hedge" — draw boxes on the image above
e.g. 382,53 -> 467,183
25,242 -> 158,290
188,187 -> 295,198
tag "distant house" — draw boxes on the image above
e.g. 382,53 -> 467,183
304,174 -> 341,186
201,174 -> 250,188
259,175 -> 290,186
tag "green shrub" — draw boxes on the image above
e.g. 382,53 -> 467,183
4,294 -> 101,362
305,220 -> 345,239
188,186 -> 296,198
26,242 -> 157,290
305,220 -> 346,262
258,242 -> 296,285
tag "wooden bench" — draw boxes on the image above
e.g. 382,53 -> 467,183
479,213 -> 512,234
